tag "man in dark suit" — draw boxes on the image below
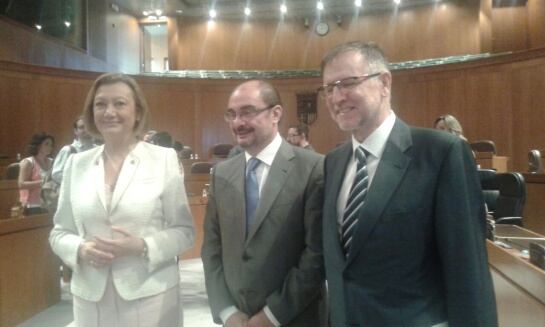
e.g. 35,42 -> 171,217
320,41 -> 497,327
202,80 -> 325,327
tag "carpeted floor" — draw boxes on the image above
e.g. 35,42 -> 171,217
18,259 -> 217,327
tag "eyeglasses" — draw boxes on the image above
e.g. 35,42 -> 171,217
287,133 -> 300,138
317,73 -> 381,99
224,104 -> 275,122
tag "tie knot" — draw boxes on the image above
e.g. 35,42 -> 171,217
247,157 -> 260,173
355,146 -> 367,165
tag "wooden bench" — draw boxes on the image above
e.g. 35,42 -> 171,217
0,180 -> 20,219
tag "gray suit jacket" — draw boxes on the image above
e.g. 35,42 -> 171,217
202,141 -> 325,326
323,119 -> 497,327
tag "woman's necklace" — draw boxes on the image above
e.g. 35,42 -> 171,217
103,150 -> 126,189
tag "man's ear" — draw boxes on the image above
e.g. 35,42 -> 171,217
271,105 -> 283,123
379,72 -> 392,97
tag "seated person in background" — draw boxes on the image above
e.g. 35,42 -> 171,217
18,132 -> 55,215
173,141 -> 184,159
287,123 -> 315,151
51,116 -> 96,184
151,131 -> 173,148
142,129 -> 157,143
434,114 -> 467,141
227,144 -> 243,158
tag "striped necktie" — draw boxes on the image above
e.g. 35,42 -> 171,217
341,146 -> 368,256
245,157 -> 261,236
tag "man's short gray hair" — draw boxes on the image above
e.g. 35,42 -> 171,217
321,41 -> 390,74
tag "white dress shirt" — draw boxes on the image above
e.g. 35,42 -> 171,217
336,110 -> 396,231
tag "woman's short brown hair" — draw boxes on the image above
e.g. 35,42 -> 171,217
82,73 -> 150,139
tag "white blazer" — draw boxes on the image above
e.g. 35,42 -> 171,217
49,142 -> 195,302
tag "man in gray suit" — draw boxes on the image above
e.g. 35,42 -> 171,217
202,80 -> 325,327
320,42 -> 497,326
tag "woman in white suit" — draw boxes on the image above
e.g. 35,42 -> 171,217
49,73 -> 195,326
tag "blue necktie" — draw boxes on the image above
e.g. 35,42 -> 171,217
245,157 -> 261,236
342,146 -> 368,256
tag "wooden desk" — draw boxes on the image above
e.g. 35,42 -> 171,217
521,173 -> 545,235
0,180 -> 19,219
181,196 -> 206,260
0,214 -> 60,327
488,225 -> 545,326
184,173 -> 210,197
476,152 -> 509,172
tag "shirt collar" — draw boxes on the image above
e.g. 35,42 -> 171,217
352,110 -> 396,159
245,132 -> 282,167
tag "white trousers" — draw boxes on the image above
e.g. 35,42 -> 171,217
73,277 -> 183,327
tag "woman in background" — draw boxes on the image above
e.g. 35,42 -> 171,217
434,114 -> 467,141
49,73 -> 194,326
18,132 -> 54,215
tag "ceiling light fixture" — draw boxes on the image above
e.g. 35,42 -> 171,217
394,0 -> 401,5
317,1 -> 324,11
143,10 -> 149,16
280,4 -> 287,14
354,0 -> 362,7
35,24 -> 42,30
209,9 -> 217,19
155,9 -> 162,16
244,7 -> 251,16
64,21 -> 71,27
148,15 -> 158,20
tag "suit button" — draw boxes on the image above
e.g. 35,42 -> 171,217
242,252 -> 250,261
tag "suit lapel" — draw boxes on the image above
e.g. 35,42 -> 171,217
246,142 -> 294,244
110,144 -> 140,214
222,154 -> 247,243
93,146 -> 107,212
325,142 -> 353,265
346,119 -> 412,266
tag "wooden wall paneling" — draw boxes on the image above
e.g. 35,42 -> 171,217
176,2 -> 481,70
199,89 -> 234,158
479,0 -> 493,52
510,58 -> 545,172
463,66 -> 512,161
137,80 -> 197,149
491,6 -> 529,53
528,0 -> 545,49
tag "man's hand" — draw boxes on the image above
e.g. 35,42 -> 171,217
247,310 -> 275,327
225,311 -> 249,327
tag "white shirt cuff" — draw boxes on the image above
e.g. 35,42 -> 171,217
219,306 -> 239,325
263,306 -> 281,327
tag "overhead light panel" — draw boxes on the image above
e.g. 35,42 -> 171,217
244,7 -> 251,16
280,4 -> 287,14
143,10 -> 149,16
209,9 -> 217,19
64,21 -> 71,27
354,0 -> 362,7
148,15 -> 158,20
394,0 -> 401,5
317,1 -> 324,10
35,24 -> 42,30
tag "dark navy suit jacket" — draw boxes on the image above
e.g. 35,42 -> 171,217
323,118 -> 497,327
